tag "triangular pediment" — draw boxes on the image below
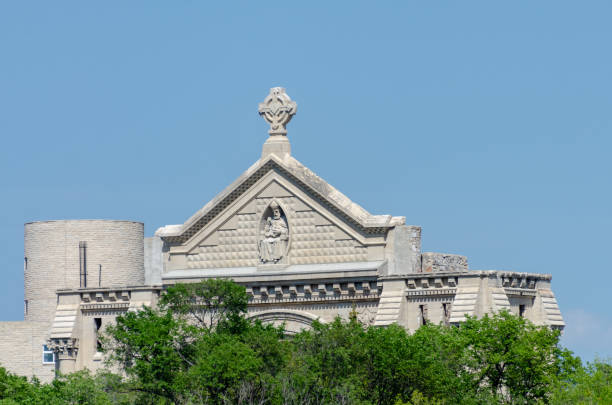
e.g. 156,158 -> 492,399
157,154 -> 407,270
157,154 -> 404,248
165,174 -> 382,269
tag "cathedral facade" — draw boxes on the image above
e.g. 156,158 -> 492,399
0,88 -> 564,381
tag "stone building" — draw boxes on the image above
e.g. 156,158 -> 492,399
0,88 -> 564,382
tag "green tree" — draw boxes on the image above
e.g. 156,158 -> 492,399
159,278 -> 248,334
0,367 -> 122,405
279,310 -> 578,405
394,323 -> 466,402
285,316 -> 367,404
549,358 -> 612,404
283,317 -> 458,404
104,307 -> 185,403
181,333 -> 263,403
0,367 -> 42,405
44,371 -> 118,405
99,280 -> 586,405
456,310 -> 576,404
103,279 -> 287,404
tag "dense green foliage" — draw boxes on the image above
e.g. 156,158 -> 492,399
0,279 -> 609,404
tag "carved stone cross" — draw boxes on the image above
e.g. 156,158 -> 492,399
258,87 -> 297,136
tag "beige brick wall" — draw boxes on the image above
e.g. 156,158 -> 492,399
24,220 -> 144,324
0,321 -> 55,382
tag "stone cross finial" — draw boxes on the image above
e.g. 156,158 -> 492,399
258,87 -> 297,136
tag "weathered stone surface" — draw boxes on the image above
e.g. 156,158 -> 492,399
144,236 -> 163,285
421,252 -> 468,273
385,225 -> 421,275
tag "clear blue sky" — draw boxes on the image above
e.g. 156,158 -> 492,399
1,2 -> 610,362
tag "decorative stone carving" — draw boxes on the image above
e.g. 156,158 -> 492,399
258,201 -> 289,263
357,306 -> 377,325
258,87 -> 297,135
245,281 -> 379,303
48,338 -> 79,359
421,252 -> 468,273
48,338 -> 79,374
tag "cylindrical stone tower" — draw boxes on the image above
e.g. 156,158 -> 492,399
24,220 -> 144,324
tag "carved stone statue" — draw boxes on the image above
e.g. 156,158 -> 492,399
258,201 -> 289,263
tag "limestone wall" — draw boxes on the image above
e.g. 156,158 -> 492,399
0,321 -> 55,382
384,225 -> 422,275
24,220 -> 144,325
144,236 -> 163,284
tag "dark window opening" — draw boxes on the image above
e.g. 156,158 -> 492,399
442,303 -> 450,325
419,304 -> 428,325
519,304 -> 526,318
94,317 -> 102,351
79,241 -> 87,288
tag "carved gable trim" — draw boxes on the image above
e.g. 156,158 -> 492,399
159,155 -> 404,245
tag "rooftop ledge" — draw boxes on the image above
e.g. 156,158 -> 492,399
162,261 -> 385,280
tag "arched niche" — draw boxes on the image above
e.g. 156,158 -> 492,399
247,309 -> 319,335
258,200 -> 291,264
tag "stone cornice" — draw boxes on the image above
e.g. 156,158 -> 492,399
81,302 -> 131,311
504,288 -> 537,297
248,294 -> 380,306
57,286 -> 163,294
246,279 -> 380,303
380,271 -> 469,280
475,270 -> 553,280
406,288 -> 457,297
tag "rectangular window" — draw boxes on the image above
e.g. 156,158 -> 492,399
442,303 -> 450,325
519,304 -> 526,318
419,304 -> 428,325
42,344 -> 54,364
94,318 -> 103,351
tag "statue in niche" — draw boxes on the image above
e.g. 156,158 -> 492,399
258,201 -> 289,263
